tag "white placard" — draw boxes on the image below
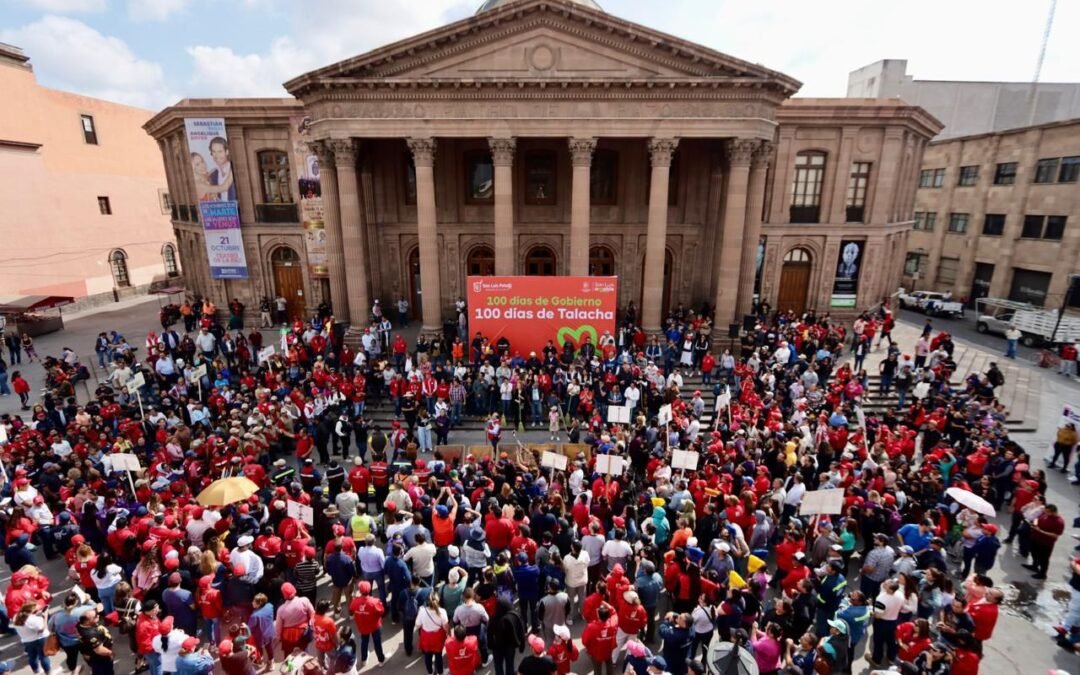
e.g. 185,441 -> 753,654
798,489 -> 845,516
715,391 -> 731,410
657,404 -> 672,427
672,450 -> 699,471
258,346 -> 275,364
188,364 -> 207,382
606,406 -> 630,424
110,453 -> 142,472
286,499 -> 314,526
0,425 -> 7,444
594,454 -> 625,476
854,405 -> 867,430
125,372 -> 145,395
541,451 -> 568,471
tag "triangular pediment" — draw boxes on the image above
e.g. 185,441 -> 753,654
285,0 -> 800,95
414,26 -> 687,79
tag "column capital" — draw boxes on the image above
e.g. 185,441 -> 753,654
310,139 -> 336,168
725,138 -> 757,167
328,139 -> 357,166
487,137 -> 516,166
407,137 -> 437,167
751,140 -> 774,169
568,137 -> 597,167
648,138 -> 679,167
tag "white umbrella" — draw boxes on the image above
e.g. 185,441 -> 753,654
945,487 -> 996,517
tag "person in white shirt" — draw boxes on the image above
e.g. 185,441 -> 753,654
12,602 -> 51,673
152,625 -> 190,675
403,533 -> 437,584
231,536 -> 264,584
601,530 -> 633,572
568,465 -> 585,498
562,542 -> 590,624
870,579 -> 905,665
783,475 -> 806,521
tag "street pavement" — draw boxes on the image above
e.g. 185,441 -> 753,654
0,298 -> 1078,674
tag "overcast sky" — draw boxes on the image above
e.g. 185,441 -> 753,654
1,0 -> 1076,110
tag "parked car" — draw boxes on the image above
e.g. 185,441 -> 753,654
976,297 -> 1080,347
897,290 -> 964,317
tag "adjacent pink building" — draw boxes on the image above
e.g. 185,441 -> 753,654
0,42 -> 177,306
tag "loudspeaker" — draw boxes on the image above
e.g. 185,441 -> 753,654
743,314 -> 757,331
728,323 -> 740,338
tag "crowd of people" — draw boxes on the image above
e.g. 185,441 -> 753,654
0,293 -> 1074,675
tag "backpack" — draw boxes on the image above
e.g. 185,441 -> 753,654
403,588 -> 420,621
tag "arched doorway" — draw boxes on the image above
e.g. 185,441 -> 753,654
777,247 -> 812,315
589,245 -> 615,277
407,248 -> 422,320
524,245 -> 557,276
466,245 -> 495,276
271,246 -> 305,322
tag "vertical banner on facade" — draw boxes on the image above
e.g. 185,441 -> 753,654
467,276 -> 617,356
753,237 -> 766,301
291,115 -> 327,278
830,239 -> 864,307
184,118 -> 248,279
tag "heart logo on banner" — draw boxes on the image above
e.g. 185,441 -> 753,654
556,324 -> 598,348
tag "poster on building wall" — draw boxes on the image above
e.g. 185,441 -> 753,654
184,118 -> 249,279
753,237 -> 766,301
830,239 -> 864,308
467,276 -> 618,356
291,115 -> 328,278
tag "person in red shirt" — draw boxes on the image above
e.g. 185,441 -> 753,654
133,599 -> 162,673
896,618 -> 933,663
615,591 -> 648,658
547,624 -> 579,674
197,576 -> 224,642
1028,504 -> 1065,579
348,457 -> 371,501
445,625 -> 480,675
484,511 -> 515,552
311,599 -> 339,664
582,605 -> 618,674
348,581 -> 385,667
780,554 -> 810,598
967,588 -> 1003,641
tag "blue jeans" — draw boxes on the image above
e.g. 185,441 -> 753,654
360,629 -> 385,663
24,637 -> 51,674
98,583 -> 117,615
451,403 -> 462,427
417,426 -> 432,452
147,651 -> 162,675
1006,339 -> 1018,358
363,571 -> 387,603
0,373 -> 9,396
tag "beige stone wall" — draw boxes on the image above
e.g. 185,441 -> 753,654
908,119 -> 1080,305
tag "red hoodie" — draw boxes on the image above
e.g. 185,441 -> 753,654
581,616 -> 619,662
349,595 -> 385,635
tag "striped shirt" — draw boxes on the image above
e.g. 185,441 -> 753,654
293,559 -> 322,593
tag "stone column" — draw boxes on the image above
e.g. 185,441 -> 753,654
736,141 -> 772,319
331,139 -> 371,331
641,138 -> 678,333
489,137 -> 516,276
713,139 -> 756,335
311,141 -> 350,323
408,138 -> 443,331
568,137 -> 597,276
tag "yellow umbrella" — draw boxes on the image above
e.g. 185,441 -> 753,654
196,476 -> 260,507
729,570 -> 747,589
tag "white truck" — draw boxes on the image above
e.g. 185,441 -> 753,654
896,290 -> 965,317
975,297 -> 1080,346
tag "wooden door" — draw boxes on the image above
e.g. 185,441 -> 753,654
273,264 -> 305,321
777,262 -> 811,314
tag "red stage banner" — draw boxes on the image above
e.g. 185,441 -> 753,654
466,276 -> 618,356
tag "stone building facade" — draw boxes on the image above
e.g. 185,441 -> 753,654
905,118 -> 1080,308
144,0 -> 940,335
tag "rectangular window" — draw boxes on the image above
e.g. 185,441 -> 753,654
464,151 -> 494,204
1060,156 -> 1080,183
845,161 -> 871,222
919,169 -> 933,188
258,151 -> 293,204
948,212 -> 969,233
1034,158 -> 1059,183
1022,214 -> 1045,238
97,196 -> 111,215
957,165 -> 979,186
937,257 -> 960,285
524,151 -> 557,205
994,162 -> 1017,185
933,168 -> 945,187
1044,215 -> 1067,241
924,212 -> 937,231
81,114 -> 97,144
913,212 -> 924,230
790,152 -> 826,223
982,213 -> 1006,236
904,252 -> 928,276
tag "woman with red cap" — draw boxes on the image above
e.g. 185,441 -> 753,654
273,583 -> 314,659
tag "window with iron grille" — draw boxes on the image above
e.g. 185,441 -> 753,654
81,115 -> 97,144
110,249 -> 129,287
97,196 -> 111,215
